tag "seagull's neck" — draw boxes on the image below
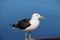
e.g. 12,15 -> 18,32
30,17 -> 40,24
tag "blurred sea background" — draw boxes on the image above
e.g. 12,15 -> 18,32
0,0 -> 60,40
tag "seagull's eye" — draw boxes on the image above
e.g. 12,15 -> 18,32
36,15 -> 38,16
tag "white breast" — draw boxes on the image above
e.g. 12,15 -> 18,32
24,19 -> 40,32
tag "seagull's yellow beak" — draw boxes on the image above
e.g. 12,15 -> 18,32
40,16 -> 44,19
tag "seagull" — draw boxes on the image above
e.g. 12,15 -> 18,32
10,13 -> 44,40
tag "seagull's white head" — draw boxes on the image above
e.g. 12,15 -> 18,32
32,13 -> 44,20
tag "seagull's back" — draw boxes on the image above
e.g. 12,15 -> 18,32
11,18 -> 31,29
17,18 -> 31,29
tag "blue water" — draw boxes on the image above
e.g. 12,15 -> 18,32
0,0 -> 60,40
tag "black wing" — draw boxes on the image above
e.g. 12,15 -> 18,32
11,18 -> 31,29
